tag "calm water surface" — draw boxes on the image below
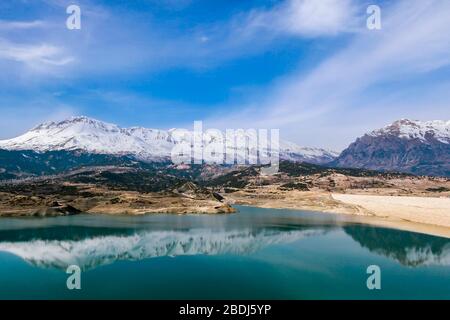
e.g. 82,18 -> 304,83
0,206 -> 449,299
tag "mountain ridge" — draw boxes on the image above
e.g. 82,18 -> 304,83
1,116 -> 449,177
0,116 -> 338,164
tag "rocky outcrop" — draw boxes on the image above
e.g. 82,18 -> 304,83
332,120 -> 450,177
0,196 -> 82,217
31,204 -> 81,217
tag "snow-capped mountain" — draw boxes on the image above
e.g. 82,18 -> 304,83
333,119 -> 450,177
368,119 -> 450,144
0,116 -> 337,164
280,140 -> 339,163
0,117 -> 155,158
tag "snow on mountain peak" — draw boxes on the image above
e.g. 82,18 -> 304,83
369,119 -> 450,144
0,116 -> 150,156
0,116 -> 338,164
32,116 -> 117,131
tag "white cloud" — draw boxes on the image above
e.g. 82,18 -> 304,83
0,20 -> 46,30
1,0 -> 448,150
206,0 -> 450,149
0,1 -> 359,79
244,0 -> 360,37
0,39 -> 74,70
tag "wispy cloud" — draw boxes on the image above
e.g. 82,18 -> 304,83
183,0 -> 361,67
0,0 -> 358,79
206,0 -> 450,149
243,0 -> 360,37
0,39 -> 74,70
0,20 -> 46,30
1,0 -> 448,150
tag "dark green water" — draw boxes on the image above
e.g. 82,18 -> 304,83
0,206 -> 449,300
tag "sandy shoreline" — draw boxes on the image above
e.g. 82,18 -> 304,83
226,188 -> 450,238
330,194 -> 450,238
332,194 -> 450,227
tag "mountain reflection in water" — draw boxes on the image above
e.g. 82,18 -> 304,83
0,206 -> 449,271
344,226 -> 450,267
0,228 -> 325,270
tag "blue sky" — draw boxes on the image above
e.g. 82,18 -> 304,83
0,0 -> 449,150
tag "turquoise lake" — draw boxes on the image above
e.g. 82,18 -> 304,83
0,206 -> 449,300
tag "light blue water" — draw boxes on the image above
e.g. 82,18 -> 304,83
0,206 -> 449,299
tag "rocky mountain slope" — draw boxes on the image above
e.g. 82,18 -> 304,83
0,149 -> 145,180
332,119 -> 450,177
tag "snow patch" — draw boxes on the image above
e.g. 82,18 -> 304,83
368,119 -> 450,144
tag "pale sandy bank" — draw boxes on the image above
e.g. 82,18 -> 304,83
332,194 -> 450,229
226,187 -> 450,238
